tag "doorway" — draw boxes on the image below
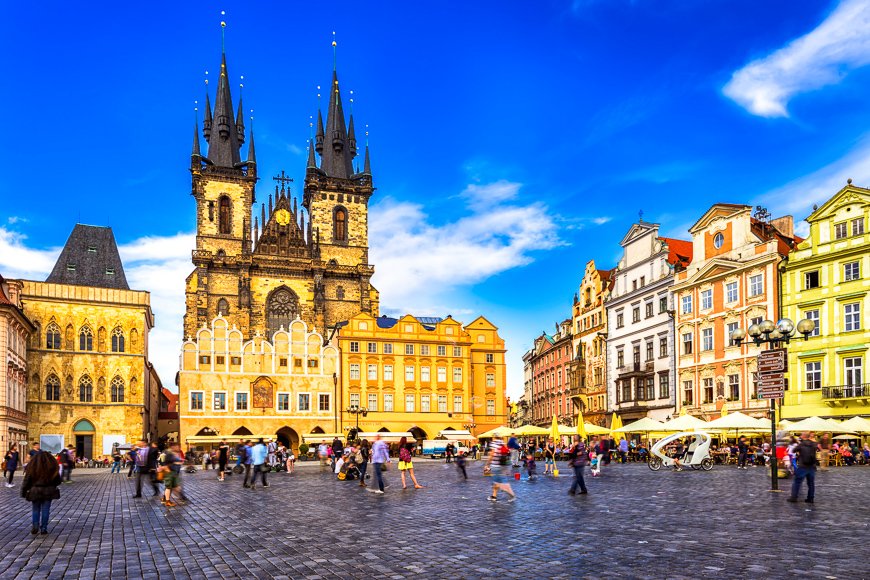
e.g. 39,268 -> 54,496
276,426 -> 299,453
75,435 -> 93,459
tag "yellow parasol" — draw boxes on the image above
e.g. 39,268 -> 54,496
584,423 -> 611,435
513,424 -> 550,436
576,408 -> 587,441
610,413 -> 623,440
720,403 -> 729,417
550,415 -> 560,442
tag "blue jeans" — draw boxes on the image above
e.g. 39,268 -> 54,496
791,465 -> 816,500
570,464 -> 587,493
32,500 -> 51,530
373,462 -> 385,491
111,461 -> 121,473
359,461 -> 368,483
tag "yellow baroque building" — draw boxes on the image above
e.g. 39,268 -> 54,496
18,225 -> 159,458
336,313 -> 508,440
781,182 -> 870,420
178,316 -> 340,451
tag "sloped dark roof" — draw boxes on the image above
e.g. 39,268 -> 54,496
0,275 -> 12,306
46,224 -> 129,289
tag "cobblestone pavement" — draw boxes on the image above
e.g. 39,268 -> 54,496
0,460 -> 867,579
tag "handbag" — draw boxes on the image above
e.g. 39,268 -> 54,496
259,463 -> 270,473
232,465 -> 244,474
156,466 -> 169,481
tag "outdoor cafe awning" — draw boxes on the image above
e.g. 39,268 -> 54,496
301,433 -> 345,443
437,430 -> 475,440
356,431 -> 415,442
186,435 -> 275,443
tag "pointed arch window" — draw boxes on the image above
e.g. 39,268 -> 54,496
45,323 -> 61,350
334,206 -> 348,242
111,376 -> 125,403
79,375 -> 93,402
217,298 -> 230,317
219,196 -> 232,234
79,326 -> 94,351
266,287 -> 299,338
111,327 -> 125,353
45,374 -> 60,401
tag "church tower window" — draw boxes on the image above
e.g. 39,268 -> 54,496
266,287 -> 299,338
219,196 -> 232,234
79,326 -> 94,351
111,376 -> 125,403
79,375 -> 93,402
45,323 -> 61,350
336,286 -> 345,300
334,207 -> 348,242
111,327 -> 125,353
217,298 -> 230,317
45,374 -> 60,401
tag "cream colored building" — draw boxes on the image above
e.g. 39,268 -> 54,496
336,313 -> 508,439
17,225 -> 158,457
0,276 -> 35,451
178,316 -> 339,451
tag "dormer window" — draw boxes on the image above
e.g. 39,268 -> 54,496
67,264 -> 76,271
106,268 -> 115,275
87,246 -> 97,253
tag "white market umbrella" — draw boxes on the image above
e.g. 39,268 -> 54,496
660,414 -> 709,432
838,416 -> 870,435
786,416 -> 842,433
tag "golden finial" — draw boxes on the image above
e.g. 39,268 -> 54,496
204,70 -> 209,86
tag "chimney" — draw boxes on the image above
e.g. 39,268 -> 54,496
770,216 -> 794,239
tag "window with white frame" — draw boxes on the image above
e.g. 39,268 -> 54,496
701,289 -> 712,310
701,328 -> 713,351
844,261 -> 860,281
405,344 -> 414,355
318,393 -> 330,412
683,380 -> 693,405
845,303 -> 861,332
384,365 -> 393,381
486,372 -> 495,387
405,394 -> 415,412
349,363 -> 360,380
486,353 -> 494,363
367,342 -> 377,354
659,337 -> 668,357
190,391 -> 204,410
453,346 -> 462,357
727,322 -> 739,346
421,345 -> 430,356
383,343 -> 393,354
728,374 -> 739,400
437,345 -> 446,356
834,222 -> 847,239
437,395 -> 447,412
852,217 -> 864,236
804,309 -> 820,337
437,366 -> 447,382
845,357 -> 863,386
749,274 -> 763,296
486,399 -> 495,416
453,395 -> 463,413
214,392 -> 227,411
298,393 -> 311,411
277,393 -> 290,411
453,367 -> 462,382
659,373 -> 669,399
383,393 -> 394,412
367,364 -> 377,380
702,378 -> 714,403
421,366 -> 430,382
235,392 -> 248,411
405,365 -> 414,381
349,341 -> 360,353
349,393 -> 360,407
682,332 -> 693,355
681,295 -> 692,314
805,362 -> 821,390
421,395 -> 430,412
724,281 -> 737,303
368,393 -> 378,411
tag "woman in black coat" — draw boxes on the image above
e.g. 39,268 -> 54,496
3,444 -> 19,487
21,451 -> 62,535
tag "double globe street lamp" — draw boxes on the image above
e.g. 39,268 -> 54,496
729,317 -> 816,491
346,405 -> 368,440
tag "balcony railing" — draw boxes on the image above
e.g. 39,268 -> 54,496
822,384 -> 869,400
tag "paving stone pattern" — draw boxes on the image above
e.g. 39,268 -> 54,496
0,461 -> 867,579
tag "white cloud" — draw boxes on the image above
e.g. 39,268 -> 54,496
7,216 -> 27,225
724,0 -> 870,117
0,228 -> 59,277
593,216 -> 612,225
755,132 -> 870,216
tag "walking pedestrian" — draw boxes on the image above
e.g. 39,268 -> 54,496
737,436 -> 749,469
618,438 -> 628,463
369,434 -> 389,494
788,431 -> 818,504
507,435 -> 521,468
331,437 -> 343,472
818,434 -> 831,470
160,444 -> 184,507
286,447 -> 296,474
4,444 -> 20,487
318,441 -> 329,471
357,439 -> 370,487
445,442 -> 455,464
20,450 -> 62,535
456,451 -> 468,480
133,441 -> 160,498
567,435 -> 588,496
397,437 -> 423,489
543,438 -> 556,475
483,437 -> 516,502
126,445 -> 137,478
241,440 -> 253,488
217,440 -> 229,481
267,439 -> 277,468
60,446 -> 75,483
250,439 -> 269,489
25,442 -> 40,472
110,449 -> 122,474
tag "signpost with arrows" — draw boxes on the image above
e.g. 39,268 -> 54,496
757,348 -> 787,490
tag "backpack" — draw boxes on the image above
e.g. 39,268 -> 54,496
399,447 -> 412,463
135,447 -> 148,467
354,450 -> 364,464
797,441 -> 817,468
498,444 -> 509,466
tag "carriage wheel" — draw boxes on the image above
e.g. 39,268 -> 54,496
701,458 -> 714,471
648,457 -> 662,471
690,464 -> 700,470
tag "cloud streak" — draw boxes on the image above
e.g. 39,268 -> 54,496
724,0 -> 870,117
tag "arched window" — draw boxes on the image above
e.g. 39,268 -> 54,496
45,374 -> 60,401
219,196 -> 232,234
79,375 -> 93,402
334,207 -> 347,242
217,298 -> 230,317
79,326 -> 94,351
111,376 -> 125,403
130,328 -> 138,352
111,327 -> 125,353
266,287 -> 299,338
336,286 -> 345,300
45,323 -> 61,350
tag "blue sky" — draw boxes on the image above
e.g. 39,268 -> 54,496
3,1 -> 870,397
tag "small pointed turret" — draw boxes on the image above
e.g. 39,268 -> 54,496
320,70 -> 354,178
363,145 -> 371,175
203,92 -> 212,140
268,193 -> 273,216
348,114 -> 357,160
236,96 -> 246,145
307,138 -> 317,168
192,122 -> 201,158
253,216 -> 259,247
206,50 -> 242,168
261,203 -> 266,228
246,128 -> 257,165
315,110 -> 324,154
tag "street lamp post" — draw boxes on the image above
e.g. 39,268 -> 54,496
730,317 -> 815,491
346,405 -> 368,437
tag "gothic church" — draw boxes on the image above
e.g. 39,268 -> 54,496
184,44 -> 379,341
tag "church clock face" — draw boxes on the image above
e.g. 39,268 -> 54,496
275,209 -> 291,226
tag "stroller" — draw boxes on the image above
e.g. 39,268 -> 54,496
337,459 -> 361,481
589,451 -> 601,477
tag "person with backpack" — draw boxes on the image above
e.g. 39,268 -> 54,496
4,444 -> 20,487
368,434 -> 389,494
567,435 -> 589,496
789,431 -> 818,504
126,446 -> 138,478
397,436 -> 423,489
59,446 -> 75,483
241,440 -> 254,488
133,441 -> 160,498
507,435 -> 521,468
483,437 -> 516,502
250,439 -> 269,489
356,440 -> 370,488
20,450 -> 62,535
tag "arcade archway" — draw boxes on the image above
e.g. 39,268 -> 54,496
276,426 -> 299,453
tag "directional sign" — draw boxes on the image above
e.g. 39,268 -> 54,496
758,375 -> 785,388
759,389 -> 784,400
758,349 -> 786,373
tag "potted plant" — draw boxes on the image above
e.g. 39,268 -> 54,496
298,443 -> 309,460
